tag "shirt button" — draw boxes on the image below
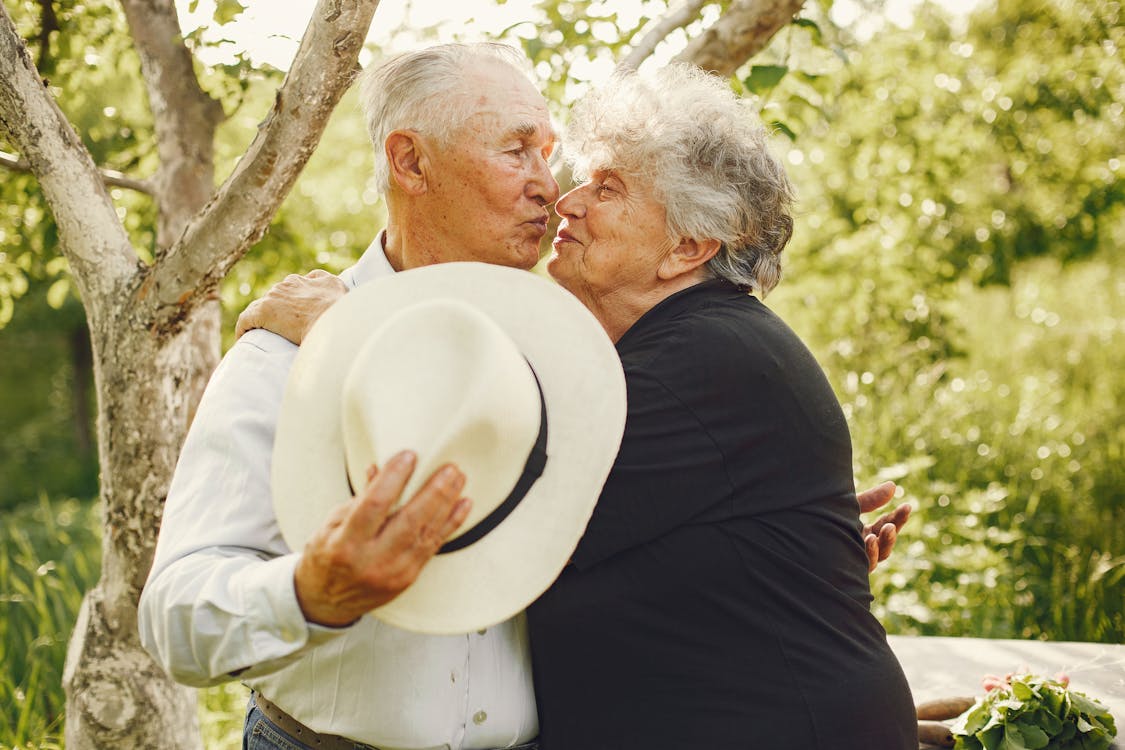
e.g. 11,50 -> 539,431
473,710 -> 487,725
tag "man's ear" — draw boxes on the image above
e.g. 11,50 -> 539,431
386,130 -> 428,195
658,237 -> 722,280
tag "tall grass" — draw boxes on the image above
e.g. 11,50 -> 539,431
782,256 -> 1125,642
1,495 -> 98,749
0,496 -> 248,750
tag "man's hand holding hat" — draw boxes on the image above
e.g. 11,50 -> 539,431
295,451 -> 471,628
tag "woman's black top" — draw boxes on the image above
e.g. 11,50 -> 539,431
527,279 -> 917,750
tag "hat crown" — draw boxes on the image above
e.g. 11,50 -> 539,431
341,299 -> 541,542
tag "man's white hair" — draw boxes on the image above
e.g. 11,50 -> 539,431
359,43 -> 533,194
564,63 -> 795,295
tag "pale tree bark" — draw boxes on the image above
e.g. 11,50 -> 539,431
0,0 -> 381,746
617,0 -> 710,72
675,0 -> 807,75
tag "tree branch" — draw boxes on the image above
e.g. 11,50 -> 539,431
617,0 -> 710,73
141,0 -> 379,322
119,0 -> 224,248
1,149 -> 153,194
675,0 -> 805,76
0,5 -> 136,301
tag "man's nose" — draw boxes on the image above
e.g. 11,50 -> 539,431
527,153 -> 560,205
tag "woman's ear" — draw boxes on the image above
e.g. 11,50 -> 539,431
658,237 -> 722,280
386,130 -> 428,195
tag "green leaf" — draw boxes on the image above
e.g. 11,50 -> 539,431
792,17 -> 823,44
188,0 -> 199,11
1012,680 -> 1038,701
980,725 -> 1005,750
1069,691 -> 1110,717
769,120 -> 797,141
1002,722 -> 1030,749
213,0 -> 246,25
744,65 -> 789,94
1015,722 -> 1051,749
954,699 -> 993,734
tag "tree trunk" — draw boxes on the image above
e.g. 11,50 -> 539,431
69,324 -> 93,461
62,298 -> 217,748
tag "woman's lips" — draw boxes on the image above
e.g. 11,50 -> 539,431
553,228 -> 579,247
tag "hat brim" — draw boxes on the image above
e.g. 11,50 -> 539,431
272,262 -> 627,634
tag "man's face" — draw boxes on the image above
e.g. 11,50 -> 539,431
419,61 -> 560,271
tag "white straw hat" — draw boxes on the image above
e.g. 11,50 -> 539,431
272,262 -> 627,634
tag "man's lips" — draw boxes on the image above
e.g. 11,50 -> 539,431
525,216 -> 549,235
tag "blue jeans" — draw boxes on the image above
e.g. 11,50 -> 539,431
242,694 -> 540,750
243,694 -> 376,750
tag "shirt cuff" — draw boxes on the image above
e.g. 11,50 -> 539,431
241,553 -> 351,657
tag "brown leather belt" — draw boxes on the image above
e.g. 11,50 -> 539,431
253,692 -> 380,749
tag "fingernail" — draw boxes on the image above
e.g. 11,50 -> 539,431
440,465 -> 464,488
394,450 -> 416,469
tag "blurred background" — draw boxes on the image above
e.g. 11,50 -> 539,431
1,0 -> 1122,746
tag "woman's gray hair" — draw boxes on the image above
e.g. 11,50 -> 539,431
359,43 -> 532,194
564,64 -> 795,295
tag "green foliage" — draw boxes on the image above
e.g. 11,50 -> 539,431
767,0 -> 1124,644
787,0 -> 1124,285
950,673 -> 1117,750
0,281 -> 97,512
200,681 -> 251,750
2,0 -> 156,315
0,496 -> 100,748
776,250 -> 1125,643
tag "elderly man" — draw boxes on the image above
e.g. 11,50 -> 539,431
140,43 -> 557,750
139,43 -> 906,750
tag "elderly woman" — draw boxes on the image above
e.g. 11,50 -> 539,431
527,64 -> 917,749
238,62 -> 916,749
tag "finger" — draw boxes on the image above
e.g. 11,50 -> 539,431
865,534 -> 879,572
435,497 -> 473,543
890,502 -> 912,531
857,481 -> 896,514
381,464 -> 466,555
307,269 -> 330,278
235,300 -> 262,339
877,524 -> 898,562
346,451 -> 416,536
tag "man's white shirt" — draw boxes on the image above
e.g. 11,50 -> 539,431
138,236 -> 538,750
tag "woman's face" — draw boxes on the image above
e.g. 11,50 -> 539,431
547,169 -> 674,315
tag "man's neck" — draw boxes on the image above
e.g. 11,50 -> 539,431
382,225 -> 406,272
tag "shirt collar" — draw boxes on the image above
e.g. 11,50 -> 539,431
339,230 -> 396,289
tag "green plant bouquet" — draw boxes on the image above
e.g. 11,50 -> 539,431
950,672 -> 1117,750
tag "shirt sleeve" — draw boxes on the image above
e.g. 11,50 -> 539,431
137,330 -> 349,687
